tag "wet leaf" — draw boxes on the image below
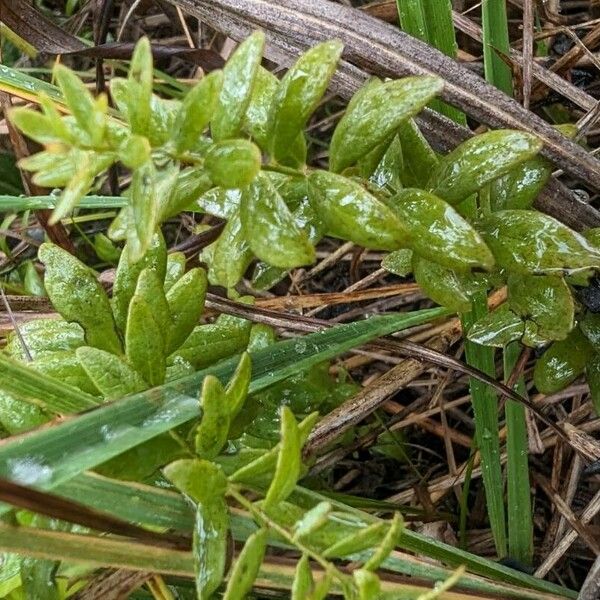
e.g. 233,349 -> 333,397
226,352 -> 252,418
264,406 -> 302,510
508,275 -> 574,342
205,139 -> 261,189
354,569 -> 381,600
125,296 -> 165,386
166,268 -> 207,354
208,211 -> 254,288
222,528 -> 268,600
129,161 -> 158,262
413,255 -> 479,312
173,70 -> 223,153
382,248 -> 413,277
396,118 -> 438,188
428,130 -> 543,204
197,187 -> 241,219
195,375 -> 230,459
309,170 -> 409,250
5,319 -> 84,361
160,167 -> 213,220
127,37 -> 153,136
94,233 -> 121,264
389,189 -> 494,271
135,268 -> 171,339
580,312 -> 600,350
241,174 -> 315,268
330,76 -> 443,173
112,231 -> 167,334
268,40 -> 343,163
39,243 -> 121,355
164,252 -> 186,292
212,31 -> 265,141
293,502 -> 332,541
164,459 -> 229,600
76,346 -> 146,399
22,260 -> 45,297
171,314 -> 251,368
479,210 -> 600,274
533,327 -> 592,394
244,66 -> 278,149
466,305 -> 524,348
54,64 -> 105,145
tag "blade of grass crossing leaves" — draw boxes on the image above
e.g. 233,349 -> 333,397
482,0 -> 514,96
0,308 -> 448,503
504,341 -> 533,565
395,0 -> 466,125
461,298 -> 507,558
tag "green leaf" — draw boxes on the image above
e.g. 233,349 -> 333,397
5,318 -> 84,361
165,267 -> 207,354
330,76 -> 443,173
397,118 -> 439,188
354,569 -> 381,600
31,351 -> 98,396
363,512 -> 403,571
54,64 -> 105,145
244,67 -> 278,150
197,187 -> 241,219
164,252 -> 186,292
136,267 -> 171,337
427,130 -> 543,204
9,107 -> 61,145
507,275 -> 574,342
76,346 -> 147,399
413,255 -> 479,312
226,352 -> 252,418
118,134 -> 151,169
291,554 -> 313,600
94,232 -> 121,263
222,528 -> 268,600
533,327 -> 592,394
479,210 -> 600,274
126,296 -> 166,386
112,231 -> 167,334
173,70 -> 223,153
212,31 -> 265,141
39,243 -> 121,355
160,167 -> 213,220
128,161 -> 158,262
208,211 -> 254,288
164,459 -> 228,599
322,521 -> 387,558
389,188 -> 494,271
268,40 -> 343,163
382,249 -> 413,277
309,170 -> 409,250
580,312 -> 600,350
466,305 -> 524,347
264,407 -> 302,510
127,37 -> 153,136
293,502 -> 332,541
205,139 -> 261,188
241,174 -> 315,268
195,375 -> 230,459
172,314 -> 252,369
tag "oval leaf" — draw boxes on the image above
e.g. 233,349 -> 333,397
309,170 -> 409,250
212,31 -> 265,141
39,243 -> 121,355
241,174 -> 315,269
205,139 -> 261,189
390,189 -> 494,271
222,528 -> 268,600
268,40 -> 343,163
330,76 -> 443,173
466,305 -> 524,348
479,210 -> 600,274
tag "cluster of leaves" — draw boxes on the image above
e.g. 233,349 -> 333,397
166,364 -> 406,600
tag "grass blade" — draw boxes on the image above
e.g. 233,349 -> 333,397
481,0 -> 514,96
505,341 -> 533,564
0,308 -> 447,501
0,195 -> 126,211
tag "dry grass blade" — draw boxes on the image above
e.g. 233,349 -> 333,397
169,0 -> 600,192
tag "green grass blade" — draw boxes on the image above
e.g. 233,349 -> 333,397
0,64 -> 64,104
0,308 -> 448,503
461,297 -> 507,558
49,474 -> 573,599
0,195 -> 126,211
504,341 -> 533,564
396,0 -> 466,125
0,353 -> 99,413
481,0 -> 514,96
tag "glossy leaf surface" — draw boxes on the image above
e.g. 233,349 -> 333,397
205,139 -> 261,189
